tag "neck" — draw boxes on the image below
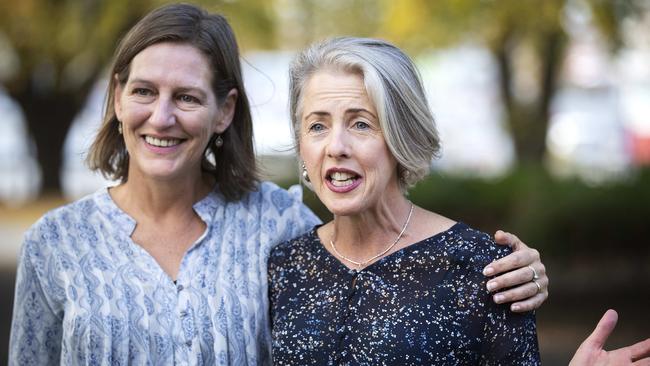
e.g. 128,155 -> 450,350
328,196 -> 414,265
111,170 -> 212,221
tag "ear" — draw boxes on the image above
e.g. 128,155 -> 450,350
214,88 -> 238,134
113,74 -> 124,122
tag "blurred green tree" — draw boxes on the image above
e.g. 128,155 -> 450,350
377,0 -> 643,164
0,0 -> 275,197
283,0 -> 644,164
0,0 -> 150,196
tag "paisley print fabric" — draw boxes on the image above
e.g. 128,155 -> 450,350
10,182 -> 320,366
269,223 -> 540,365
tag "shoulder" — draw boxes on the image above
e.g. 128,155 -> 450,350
237,182 -> 320,242
252,181 -> 306,213
219,182 -> 320,249
237,181 -> 320,225
25,191 -> 101,240
443,223 -> 510,272
270,229 -> 314,256
22,190 -> 106,255
230,181 -> 298,213
268,229 -> 318,269
17,192 -> 107,288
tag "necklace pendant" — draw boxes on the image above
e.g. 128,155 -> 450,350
330,203 -> 415,273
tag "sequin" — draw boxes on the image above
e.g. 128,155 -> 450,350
269,222 -> 540,365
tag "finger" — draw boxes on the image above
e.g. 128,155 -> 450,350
509,293 -> 547,312
493,230 -> 526,250
486,265 -> 544,292
632,358 -> 650,366
629,338 -> 650,362
584,309 -> 618,349
483,248 -> 540,277
492,280 -> 546,305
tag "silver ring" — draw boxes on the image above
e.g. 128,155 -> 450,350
532,279 -> 542,294
527,265 -> 539,280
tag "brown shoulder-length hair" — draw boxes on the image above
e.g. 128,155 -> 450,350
87,3 -> 259,201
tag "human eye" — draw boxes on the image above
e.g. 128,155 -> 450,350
353,120 -> 370,130
178,94 -> 200,104
132,87 -> 153,97
308,122 -> 326,133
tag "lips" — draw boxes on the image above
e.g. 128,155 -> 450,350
325,168 -> 362,193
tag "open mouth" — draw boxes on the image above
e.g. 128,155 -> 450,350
327,171 -> 360,187
144,135 -> 183,148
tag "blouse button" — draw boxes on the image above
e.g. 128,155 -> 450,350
177,284 -> 184,292
185,340 -> 193,347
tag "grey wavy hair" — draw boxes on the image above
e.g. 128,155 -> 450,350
288,36 -> 440,191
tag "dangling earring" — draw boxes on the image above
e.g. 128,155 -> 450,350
117,121 -> 123,135
214,134 -> 223,148
301,162 -> 310,182
400,168 -> 410,184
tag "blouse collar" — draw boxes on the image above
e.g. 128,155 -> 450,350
92,186 -> 224,235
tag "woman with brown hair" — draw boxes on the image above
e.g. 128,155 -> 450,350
9,4 -> 548,365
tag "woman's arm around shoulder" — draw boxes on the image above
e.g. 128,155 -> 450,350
483,230 -> 549,312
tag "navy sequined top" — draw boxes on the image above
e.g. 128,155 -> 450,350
269,222 -> 540,365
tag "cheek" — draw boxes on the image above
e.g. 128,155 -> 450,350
300,141 -> 323,167
369,144 -> 396,173
120,104 -> 149,127
178,111 -> 215,135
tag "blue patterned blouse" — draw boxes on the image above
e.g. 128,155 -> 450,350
9,182 -> 320,366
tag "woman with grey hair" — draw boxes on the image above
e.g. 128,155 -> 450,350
10,3 -> 549,363
269,37 -> 541,364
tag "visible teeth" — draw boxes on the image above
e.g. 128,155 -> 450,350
331,179 -> 354,187
145,136 -> 181,147
330,171 -> 357,187
331,172 -> 354,181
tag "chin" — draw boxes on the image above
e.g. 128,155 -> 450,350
133,162 -> 187,182
322,199 -> 365,217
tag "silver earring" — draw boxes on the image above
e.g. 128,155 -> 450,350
301,162 -> 310,182
214,134 -> 223,148
117,122 -> 123,135
400,168 -> 410,182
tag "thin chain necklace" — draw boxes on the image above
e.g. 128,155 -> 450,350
330,203 -> 414,270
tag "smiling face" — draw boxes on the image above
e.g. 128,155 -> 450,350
114,42 -> 236,183
299,69 -> 401,216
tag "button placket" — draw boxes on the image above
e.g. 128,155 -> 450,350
175,282 -> 195,352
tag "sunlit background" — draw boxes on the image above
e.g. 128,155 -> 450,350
0,0 -> 649,363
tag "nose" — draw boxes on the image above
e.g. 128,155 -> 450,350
325,125 -> 351,159
149,95 -> 176,128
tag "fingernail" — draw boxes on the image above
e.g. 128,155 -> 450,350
494,294 -> 504,303
511,304 -> 520,311
486,281 -> 496,292
483,267 -> 494,276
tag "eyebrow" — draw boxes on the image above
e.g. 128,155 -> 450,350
128,78 -> 208,99
304,108 -> 377,120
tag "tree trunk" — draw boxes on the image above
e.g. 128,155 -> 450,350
536,30 -> 565,151
494,29 -> 565,164
13,89 -> 85,196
